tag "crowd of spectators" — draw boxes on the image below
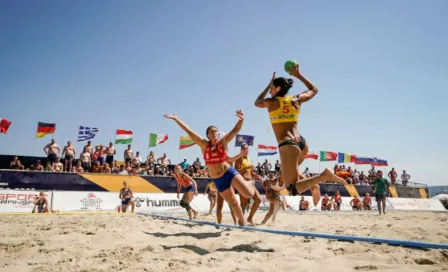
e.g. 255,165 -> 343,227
6,139 -> 413,187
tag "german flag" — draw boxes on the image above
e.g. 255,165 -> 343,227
36,122 -> 56,138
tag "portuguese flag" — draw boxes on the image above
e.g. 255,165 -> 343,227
319,151 -> 338,161
115,129 -> 133,144
179,136 -> 195,150
36,122 -> 56,138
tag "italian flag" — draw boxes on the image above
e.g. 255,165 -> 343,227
149,133 -> 168,147
115,129 -> 133,144
179,136 -> 195,150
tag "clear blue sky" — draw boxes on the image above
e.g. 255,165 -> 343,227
1,0 -> 447,185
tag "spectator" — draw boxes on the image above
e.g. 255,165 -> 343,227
303,167 -> 310,178
350,195 -> 362,211
31,160 -> 44,171
133,151 -> 142,167
73,161 -> 84,173
83,141 -> 93,154
111,161 -> 119,174
359,171 -> 366,185
103,163 -> 112,174
352,170 -> 360,185
255,162 -> 262,175
179,158 -> 188,170
299,196 -> 309,211
53,158 -> 63,172
274,160 -> 281,173
91,161 -> 102,173
157,153 -> 170,167
10,156 -> 19,169
105,142 -> 116,166
15,160 -> 25,170
401,170 -> 410,186
43,138 -> 60,167
62,141 -> 76,172
79,151 -> 91,172
117,164 -> 128,175
124,145 -> 133,168
388,168 -> 397,184
147,151 -> 156,166
193,157 -> 202,172
334,164 -> 339,174
261,159 -> 271,173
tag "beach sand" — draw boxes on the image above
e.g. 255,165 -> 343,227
0,211 -> 447,272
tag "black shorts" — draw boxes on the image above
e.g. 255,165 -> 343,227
376,194 -> 386,202
278,135 -> 306,151
125,158 -> 132,163
64,154 -> 74,161
47,153 -> 58,164
106,155 -> 114,165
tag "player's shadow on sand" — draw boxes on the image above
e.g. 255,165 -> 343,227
161,244 -> 275,256
143,231 -> 227,240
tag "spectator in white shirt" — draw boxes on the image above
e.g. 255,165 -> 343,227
401,170 -> 410,186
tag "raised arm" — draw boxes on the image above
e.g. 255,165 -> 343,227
254,72 -> 276,108
164,114 -> 207,149
221,110 -> 244,144
289,64 -> 318,104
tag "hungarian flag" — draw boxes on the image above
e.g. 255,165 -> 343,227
0,118 -> 11,134
179,136 -> 195,149
115,129 -> 133,144
305,150 -> 319,160
319,151 -> 337,161
149,133 -> 168,147
36,122 -> 56,138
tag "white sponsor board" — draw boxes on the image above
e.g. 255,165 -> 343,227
52,191 -> 119,211
52,191 -> 233,213
0,190 -> 52,213
388,198 -> 420,210
414,199 -> 446,211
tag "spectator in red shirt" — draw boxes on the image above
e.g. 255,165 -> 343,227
388,168 -> 397,184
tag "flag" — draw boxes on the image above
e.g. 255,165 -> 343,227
149,133 -> 168,147
0,118 -> 11,134
77,126 -> 100,142
337,153 -> 356,163
305,150 -> 319,160
115,129 -> 133,144
235,134 -> 255,147
319,151 -> 337,161
371,157 -> 388,166
36,122 -> 56,138
258,145 -> 277,156
179,136 -> 195,149
355,156 -> 373,165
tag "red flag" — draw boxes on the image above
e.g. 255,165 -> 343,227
0,118 -> 11,134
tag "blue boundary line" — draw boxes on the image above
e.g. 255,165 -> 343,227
139,212 -> 448,250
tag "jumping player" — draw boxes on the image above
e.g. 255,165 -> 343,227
254,64 -> 345,204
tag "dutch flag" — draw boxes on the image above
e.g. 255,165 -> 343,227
257,144 -> 278,156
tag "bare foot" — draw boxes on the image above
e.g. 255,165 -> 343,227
193,211 -> 198,219
247,218 -> 256,227
310,184 -> 320,206
321,168 -> 347,185
238,219 -> 247,226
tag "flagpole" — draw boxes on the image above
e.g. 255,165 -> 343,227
32,122 -> 38,156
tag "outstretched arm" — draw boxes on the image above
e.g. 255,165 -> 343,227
164,114 -> 207,149
221,110 -> 244,144
254,72 -> 276,108
289,64 -> 318,104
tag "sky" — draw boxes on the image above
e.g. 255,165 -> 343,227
0,0 -> 447,185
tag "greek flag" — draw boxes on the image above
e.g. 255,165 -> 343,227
77,126 -> 100,142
